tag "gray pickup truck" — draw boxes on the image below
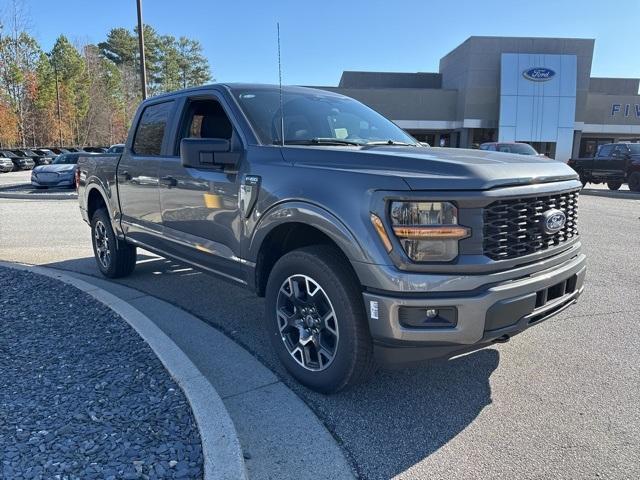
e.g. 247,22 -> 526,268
77,84 -> 586,393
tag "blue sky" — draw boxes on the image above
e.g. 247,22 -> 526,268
13,0 -> 640,86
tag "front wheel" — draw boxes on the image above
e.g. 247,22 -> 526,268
91,208 -> 137,278
579,175 -> 588,188
628,172 -> 640,192
265,245 -> 376,393
607,181 -> 622,191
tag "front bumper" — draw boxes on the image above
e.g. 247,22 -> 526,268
31,177 -> 74,187
362,251 -> 586,364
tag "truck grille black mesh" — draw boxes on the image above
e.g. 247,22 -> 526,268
483,190 -> 579,261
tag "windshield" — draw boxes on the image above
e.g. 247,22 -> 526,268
497,143 -> 538,155
52,154 -> 78,165
232,88 -> 417,146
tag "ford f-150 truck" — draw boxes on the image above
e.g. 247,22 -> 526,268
568,142 -> 640,191
77,84 -> 587,393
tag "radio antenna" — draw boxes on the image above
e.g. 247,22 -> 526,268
277,22 -> 284,147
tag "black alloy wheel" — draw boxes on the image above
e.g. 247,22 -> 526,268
265,245 -> 376,393
276,274 -> 339,372
90,208 -> 137,278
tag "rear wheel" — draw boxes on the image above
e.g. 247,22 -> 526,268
607,181 -> 622,191
91,208 -> 137,278
628,172 -> 640,192
265,245 -> 375,393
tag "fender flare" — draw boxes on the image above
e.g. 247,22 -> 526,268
84,179 -> 123,237
246,201 -> 369,265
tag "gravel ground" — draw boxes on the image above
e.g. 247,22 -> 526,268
0,267 -> 203,480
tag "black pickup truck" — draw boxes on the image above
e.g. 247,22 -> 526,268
77,84 -> 586,393
568,142 -> 640,191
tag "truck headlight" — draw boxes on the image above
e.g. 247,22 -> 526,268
390,201 -> 470,262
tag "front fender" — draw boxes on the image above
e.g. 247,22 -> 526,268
246,201 -> 369,264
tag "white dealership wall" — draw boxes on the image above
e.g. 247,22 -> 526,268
499,53 -> 577,161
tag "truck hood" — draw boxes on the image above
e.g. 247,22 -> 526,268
283,146 -> 578,190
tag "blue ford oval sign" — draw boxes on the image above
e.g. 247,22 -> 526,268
523,67 -> 556,82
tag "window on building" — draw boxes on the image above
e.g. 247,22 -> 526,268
133,101 -> 174,156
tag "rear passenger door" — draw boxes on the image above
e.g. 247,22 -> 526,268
610,145 -> 629,177
592,144 -> 614,179
117,100 -> 175,246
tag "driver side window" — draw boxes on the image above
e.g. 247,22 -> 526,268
176,99 -> 233,153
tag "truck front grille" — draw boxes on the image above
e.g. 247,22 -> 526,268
483,190 -> 579,261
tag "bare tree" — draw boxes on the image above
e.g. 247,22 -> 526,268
0,0 -> 40,146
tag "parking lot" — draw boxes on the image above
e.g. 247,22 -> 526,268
1,169 -> 639,479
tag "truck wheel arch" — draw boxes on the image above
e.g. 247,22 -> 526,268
250,202 -> 367,296
87,186 -> 108,221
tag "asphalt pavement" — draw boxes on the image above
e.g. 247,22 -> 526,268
0,183 -> 638,479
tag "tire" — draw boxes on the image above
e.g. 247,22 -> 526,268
628,172 -> 640,193
579,175 -> 588,188
265,245 -> 376,393
90,208 -> 137,278
607,181 -> 622,191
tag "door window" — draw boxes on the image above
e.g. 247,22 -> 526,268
133,101 -> 174,156
176,99 -> 233,152
596,145 -> 614,158
613,145 -> 628,155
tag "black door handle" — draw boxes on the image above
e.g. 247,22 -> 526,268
120,170 -> 131,181
160,175 -> 177,187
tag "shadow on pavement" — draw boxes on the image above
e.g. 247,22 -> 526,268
304,349 -> 499,479
43,253 -> 498,479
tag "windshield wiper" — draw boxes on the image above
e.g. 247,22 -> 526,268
278,138 -> 364,146
365,140 -> 417,147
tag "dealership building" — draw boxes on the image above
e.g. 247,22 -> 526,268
321,36 -> 640,161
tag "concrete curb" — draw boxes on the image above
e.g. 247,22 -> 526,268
580,188 -> 640,200
0,261 -> 248,480
0,184 -> 77,200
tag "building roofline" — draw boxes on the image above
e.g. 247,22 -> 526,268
440,35 -> 596,61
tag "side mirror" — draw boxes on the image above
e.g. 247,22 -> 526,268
180,138 -> 241,169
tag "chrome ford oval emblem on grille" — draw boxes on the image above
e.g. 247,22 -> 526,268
542,209 -> 566,234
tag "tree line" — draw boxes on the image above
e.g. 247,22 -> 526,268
0,5 -> 211,149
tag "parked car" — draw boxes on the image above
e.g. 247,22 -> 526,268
33,148 -> 56,164
12,148 -> 49,166
0,157 -> 14,173
479,142 -> 547,157
1,150 -> 34,170
106,143 -> 125,154
77,84 -> 586,393
46,147 -> 71,155
83,146 -> 108,153
568,142 -> 640,191
31,152 -> 91,188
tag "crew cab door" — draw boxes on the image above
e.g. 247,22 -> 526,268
592,144 -> 615,179
157,92 -> 246,282
610,144 -> 629,178
117,99 -> 175,246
